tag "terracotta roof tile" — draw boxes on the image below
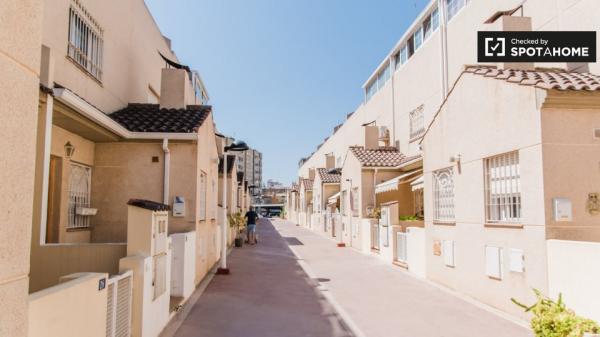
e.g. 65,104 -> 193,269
349,146 -> 419,167
109,103 -> 211,133
317,168 -> 341,184
465,67 -> 600,91
302,179 -> 314,191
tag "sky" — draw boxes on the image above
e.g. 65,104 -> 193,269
144,0 -> 430,185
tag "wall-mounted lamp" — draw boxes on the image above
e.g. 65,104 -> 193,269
450,153 -> 462,174
64,141 -> 75,159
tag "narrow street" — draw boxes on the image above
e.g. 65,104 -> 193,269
170,218 -> 532,337
171,218 -> 353,337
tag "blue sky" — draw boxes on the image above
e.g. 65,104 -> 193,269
145,0 -> 430,185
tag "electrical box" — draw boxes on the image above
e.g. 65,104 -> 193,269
485,246 -> 502,280
173,196 -> 185,217
553,198 -> 572,222
509,248 -> 525,273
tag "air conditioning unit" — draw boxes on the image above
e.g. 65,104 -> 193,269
378,126 -> 390,141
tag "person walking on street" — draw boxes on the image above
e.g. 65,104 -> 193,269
245,207 -> 259,245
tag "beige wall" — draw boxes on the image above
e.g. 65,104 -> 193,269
422,75 -> 548,319
540,101 -> 600,241
0,0 -> 43,336
28,273 -> 108,337
41,0 -> 178,113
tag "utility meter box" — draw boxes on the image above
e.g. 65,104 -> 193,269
173,196 -> 185,217
553,197 -> 573,222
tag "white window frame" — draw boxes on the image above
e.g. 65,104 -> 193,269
484,151 -> 521,224
414,27 -> 423,50
67,162 -> 92,229
433,167 -> 455,222
409,105 -> 425,139
199,171 -> 207,221
67,1 -> 103,80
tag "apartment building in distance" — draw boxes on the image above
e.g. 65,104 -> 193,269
291,0 -> 600,322
224,136 -> 263,192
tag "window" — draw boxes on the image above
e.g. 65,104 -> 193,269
407,36 -> 415,57
431,8 -> 440,30
409,105 -> 425,139
414,189 -> 424,218
414,28 -> 423,50
400,45 -> 408,65
199,171 -> 207,220
351,187 -> 359,216
67,1 -> 103,80
423,16 -> 433,40
68,163 -> 91,229
484,152 -> 521,223
447,0 -> 466,21
433,167 -> 455,222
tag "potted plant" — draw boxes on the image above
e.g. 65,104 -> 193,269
228,212 -> 246,247
512,289 -> 600,337
398,214 -> 425,230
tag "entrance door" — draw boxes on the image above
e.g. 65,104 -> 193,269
46,156 -> 62,243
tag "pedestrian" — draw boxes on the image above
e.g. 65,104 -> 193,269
245,207 -> 259,245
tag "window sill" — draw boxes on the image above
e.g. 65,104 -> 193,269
484,223 -> 523,229
433,221 -> 456,226
66,56 -> 103,87
393,261 -> 408,269
66,227 -> 92,232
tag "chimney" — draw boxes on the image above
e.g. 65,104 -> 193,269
325,154 -> 335,170
364,125 -> 379,150
159,68 -> 193,110
308,168 -> 315,180
489,15 -> 533,71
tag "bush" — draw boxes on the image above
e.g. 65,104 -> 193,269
512,289 -> 599,337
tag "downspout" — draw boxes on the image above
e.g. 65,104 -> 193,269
390,58 -> 397,148
439,0 -> 449,99
162,138 -> 170,205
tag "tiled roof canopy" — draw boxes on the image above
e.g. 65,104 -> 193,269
218,155 -> 236,174
465,66 -> 600,91
302,179 -> 314,191
317,168 -> 341,184
109,103 -> 211,133
349,146 -> 419,167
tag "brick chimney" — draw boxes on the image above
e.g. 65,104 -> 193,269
364,125 -> 379,150
325,154 -> 335,170
159,68 -> 194,109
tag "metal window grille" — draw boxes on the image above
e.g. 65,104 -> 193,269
409,105 -> 425,139
433,167 -> 455,222
68,163 -> 91,228
68,1 -> 103,80
396,232 -> 408,263
484,151 -> 521,223
414,189 -> 424,217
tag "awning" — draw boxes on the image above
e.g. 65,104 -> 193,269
327,192 -> 340,205
411,176 -> 424,191
375,170 -> 422,194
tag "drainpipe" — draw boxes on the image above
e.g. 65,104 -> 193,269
219,153 -> 229,273
438,0 -> 449,99
162,139 -> 170,205
390,58 -> 397,147
39,45 -> 54,244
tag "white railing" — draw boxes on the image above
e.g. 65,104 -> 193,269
106,270 -> 133,337
396,232 -> 408,263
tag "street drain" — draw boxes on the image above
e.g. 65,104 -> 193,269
284,237 -> 304,245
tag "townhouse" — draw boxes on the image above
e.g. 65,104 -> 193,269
293,0 -> 600,321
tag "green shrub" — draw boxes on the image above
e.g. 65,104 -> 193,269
399,215 -> 419,221
512,289 -> 599,337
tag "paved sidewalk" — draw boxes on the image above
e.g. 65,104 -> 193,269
272,219 -> 533,337
172,218 -> 353,337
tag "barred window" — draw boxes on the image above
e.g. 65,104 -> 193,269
484,152 -> 521,223
68,163 -> 91,229
351,187 -> 359,216
68,1 -> 103,80
409,105 -> 425,139
433,167 -> 455,222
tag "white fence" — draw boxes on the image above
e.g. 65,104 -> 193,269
547,240 -> 600,323
106,270 -> 133,337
